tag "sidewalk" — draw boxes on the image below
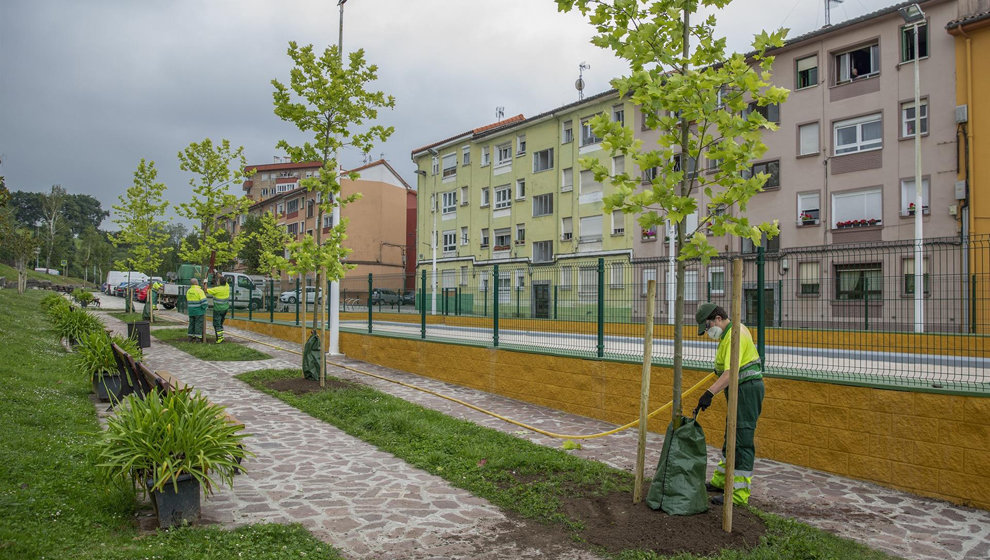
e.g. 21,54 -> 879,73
103,312 -> 990,560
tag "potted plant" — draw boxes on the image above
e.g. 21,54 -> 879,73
74,331 -> 142,402
50,307 -> 104,346
799,212 -> 815,225
96,388 -> 251,528
908,202 -> 916,216
72,287 -> 95,308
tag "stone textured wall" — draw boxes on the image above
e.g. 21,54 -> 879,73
229,319 -> 989,510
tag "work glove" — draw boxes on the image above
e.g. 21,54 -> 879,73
695,390 -> 714,413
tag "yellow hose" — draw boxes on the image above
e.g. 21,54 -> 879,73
170,316 -> 715,440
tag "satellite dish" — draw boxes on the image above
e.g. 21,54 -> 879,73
575,78 -> 585,92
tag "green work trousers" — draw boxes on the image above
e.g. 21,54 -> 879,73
721,378 -> 765,471
187,315 -> 204,339
212,309 -> 227,341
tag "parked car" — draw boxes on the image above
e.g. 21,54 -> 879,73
401,291 -> 416,305
114,281 -> 140,297
370,288 -> 400,305
279,286 -> 322,305
132,281 -> 151,301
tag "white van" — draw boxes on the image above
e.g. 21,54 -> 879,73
218,272 -> 264,310
105,271 -> 149,294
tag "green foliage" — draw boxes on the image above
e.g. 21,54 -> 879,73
112,159 -> 172,277
176,139 -> 253,280
246,211 -> 292,277
270,41 -> 395,284
72,287 -> 95,306
49,306 -> 104,345
41,291 -> 70,313
96,387 -> 252,496
73,331 -> 142,381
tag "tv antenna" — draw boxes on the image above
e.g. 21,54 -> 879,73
495,106 -> 504,120
825,0 -> 843,27
576,62 -> 590,101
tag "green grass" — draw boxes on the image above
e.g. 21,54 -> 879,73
0,288 -> 345,560
152,328 -> 271,361
0,262 -> 95,288
107,311 -> 182,326
240,367 -> 900,560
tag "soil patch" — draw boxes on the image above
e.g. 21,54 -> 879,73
265,376 -> 361,395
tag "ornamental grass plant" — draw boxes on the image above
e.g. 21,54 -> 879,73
49,306 -> 104,346
73,331 -> 142,382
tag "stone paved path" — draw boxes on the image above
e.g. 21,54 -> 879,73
102,311 -> 990,560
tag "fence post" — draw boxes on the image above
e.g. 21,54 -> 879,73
456,287 -> 461,316
554,285 -> 558,320
483,287 -> 488,317
295,277 -> 300,326
972,274 -> 977,334
864,276 -> 869,331
777,279 -> 783,328
269,280 -> 274,323
248,283 -> 253,321
421,269 -> 426,339
597,258 -> 604,358
515,280 -> 520,318
493,265 -> 500,348
367,273 -> 373,334
756,245 -> 766,365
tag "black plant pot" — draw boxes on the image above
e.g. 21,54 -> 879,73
148,474 -> 201,528
93,373 -> 124,403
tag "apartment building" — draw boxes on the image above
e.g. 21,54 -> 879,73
239,159 -> 413,289
411,0 -> 976,331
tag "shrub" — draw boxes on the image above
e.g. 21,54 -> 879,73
72,288 -> 95,307
97,388 -> 251,496
51,308 -> 104,345
74,331 -> 143,382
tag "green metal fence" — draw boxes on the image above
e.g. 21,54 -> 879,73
226,235 -> 990,394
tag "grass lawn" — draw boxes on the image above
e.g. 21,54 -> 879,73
240,368 -> 899,560
107,311 -> 183,326
0,288 -> 344,559
0,262 -> 95,288
152,328 -> 271,361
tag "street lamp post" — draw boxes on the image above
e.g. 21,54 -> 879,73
899,3 -> 925,333
427,149 -> 439,315
328,0 -> 347,355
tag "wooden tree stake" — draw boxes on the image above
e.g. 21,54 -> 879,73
634,279 -> 657,504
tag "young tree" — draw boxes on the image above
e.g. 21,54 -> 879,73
271,41 -> 395,383
176,138 -> 253,289
0,201 -> 39,294
40,184 -> 67,269
249,211 -> 293,310
557,0 -> 788,416
112,159 -> 172,320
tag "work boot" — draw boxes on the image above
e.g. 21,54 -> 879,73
711,494 -> 724,505
215,337 -> 223,344
706,482 -> 722,493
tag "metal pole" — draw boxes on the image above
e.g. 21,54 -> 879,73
431,173 -> 438,316
420,269 -> 426,339
756,245 -> 766,365
493,265 -> 499,347
864,276 -> 869,331
328,0 -> 347,356
667,220 -> 676,324
597,258 -> 605,358
367,273 -> 372,334
295,277 -> 300,326
269,280 -> 274,323
913,20 -> 925,334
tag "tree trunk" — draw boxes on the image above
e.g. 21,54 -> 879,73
671,6 -> 691,423
16,258 -> 27,294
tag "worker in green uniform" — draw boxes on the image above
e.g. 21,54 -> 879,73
694,302 -> 764,506
206,274 -> 231,343
142,280 -> 163,320
185,278 -> 208,342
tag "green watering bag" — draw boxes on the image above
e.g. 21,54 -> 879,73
303,331 -> 321,381
646,414 -> 709,515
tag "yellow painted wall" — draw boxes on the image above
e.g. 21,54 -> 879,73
229,318 -> 989,510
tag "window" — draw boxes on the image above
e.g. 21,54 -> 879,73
306,199 -> 315,218
673,153 -> 698,177
533,148 -> 554,172
561,217 -> 573,241
642,268 -> 657,296
901,100 -> 928,137
741,232 -> 780,254
561,266 -> 572,289
496,143 -> 512,166
613,155 -> 625,175
461,227 -> 468,245
902,257 -> 930,295
579,214 -> 603,243
515,223 -> 525,244
610,264 -> 624,288
611,210 -> 625,235
748,160 -> 780,189
494,185 -> 511,209
613,105 -> 625,126
480,275 -> 489,295
832,187 -> 882,228
642,166 -> 659,184
835,263 -> 882,300
799,122 -> 820,155
581,116 -> 602,146
442,153 -> 457,179
835,43 -> 879,83
900,178 -> 930,215
901,22 -> 928,62
277,202 -> 285,215
460,185 -> 468,206
706,156 -> 721,172
431,156 -> 439,176
796,55 -> 818,89
287,222 -> 298,236
797,191 -> 821,223
460,266 -> 468,286
442,269 -> 456,289
461,146 -> 470,166
562,120 -> 573,143
481,228 -> 489,247
834,114 -> 882,155
516,134 -> 526,155
684,270 -> 699,301
533,193 -> 553,217
515,179 -> 526,200
515,270 -> 525,291
562,167 -> 574,191
498,272 -> 511,303
287,198 -> 299,213
442,231 -> 456,253
580,169 -> 602,195
442,191 -> 457,214
579,266 -> 598,299
709,267 -> 725,295
481,187 -> 490,207
481,146 -> 490,166
533,241 -> 553,263
799,262 -> 820,295
323,214 -> 333,228
743,101 -> 780,124
494,228 -> 511,249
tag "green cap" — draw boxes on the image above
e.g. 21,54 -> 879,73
695,302 -> 717,336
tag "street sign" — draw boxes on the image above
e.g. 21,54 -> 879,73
60,259 -> 67,267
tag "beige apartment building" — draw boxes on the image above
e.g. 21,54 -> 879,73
239,158 -> 412,290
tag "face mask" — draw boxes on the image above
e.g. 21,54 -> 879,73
706,326 -> 723,340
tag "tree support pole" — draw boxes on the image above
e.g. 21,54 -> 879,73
723,257 -> 743,532
633,279 -> 657,504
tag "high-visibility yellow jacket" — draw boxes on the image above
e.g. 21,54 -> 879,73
207,283 -> 231,312
714,322 -> 763,382
186,285 -> 208,317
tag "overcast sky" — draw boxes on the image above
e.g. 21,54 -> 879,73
0,0 -> 901,230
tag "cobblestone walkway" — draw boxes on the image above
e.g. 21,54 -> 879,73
103,312 -> 990,560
